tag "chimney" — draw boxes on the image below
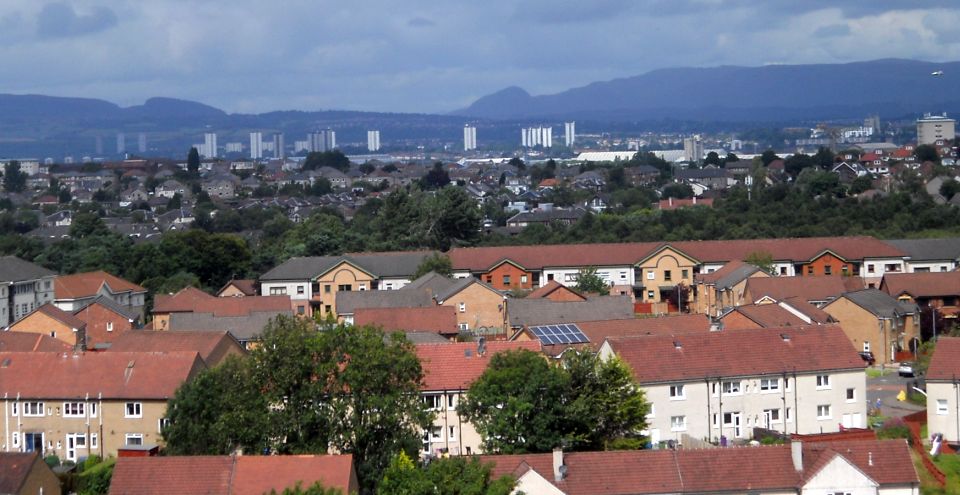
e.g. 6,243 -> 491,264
791,440 -> 803,472
553,447 -> 565,482
868,452 -> 873,467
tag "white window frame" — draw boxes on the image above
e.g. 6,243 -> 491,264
670,415 -> 687,432
11,402 -> 17,416
125,402 -> 142,418
669,384 -> 686,400
862,341 -> 870,353
63,402 -> 85,418
23,402 -> 44,417
106,322 -> 114,332
422,394 -> 442,411
817,404 -> 832,420
759,378 -> 780,393
937,399 -> 949,415
763,408 -> 782,424
722,380 -> 742,395
647,403 -> 655,419
446,394 -> 456,411
158,418 -> 171,433
11,431 -> 19,447
458,302 -> 466,313
816,375 -> 831,390
124,433 -> 144,446
458,323 -> 469,331
846,388 -> 856,403
90,433 -> 98,449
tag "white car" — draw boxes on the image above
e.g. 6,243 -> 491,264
898,362 -> 915,377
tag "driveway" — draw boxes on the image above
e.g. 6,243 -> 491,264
867,369 -> 926,419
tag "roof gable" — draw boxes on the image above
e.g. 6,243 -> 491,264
802,452 -> 877,491
636,244 -> 700,266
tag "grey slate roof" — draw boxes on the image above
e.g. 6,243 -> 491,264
404,272 -> 457,294
887,238 -> 960,262
400,331 -> 451,344
715,264 -> 762,290
73,295 -> 139,321
433,277 -> 496,302
0,256 -> 55,283
841,289 -> 918,318
168,310 -> 291,342
336,289 -> 434,315
507,208 -> 586,224
259,251 -> 437,281
508,296 -> 635,327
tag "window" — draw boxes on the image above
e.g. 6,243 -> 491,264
158,418 -> 171,433
785,377 -> 792,391
763,408 -> 781,423
841,266 -> 849,276
269,287 -> 287,296
760,378 -> 780,392
458,302 -> 466,313
297,285 -> 305,295
447,394 -> 456,410
90,403 -> 97,417
458,323 -> 469,331
938,399 -> 949,415
779,266 -> 788,275
11,402 -> 16,416
502,275 -> 511,286
106,322 -> 113,332
125,402 -> 142,418
664,270 -> 672,281
297,305 -> 305,315
324,285 -> 331,293
647,404 -> 655,419
885,263 -> 900,273
90,434 -> 98,449
125,434 -> 143,446
863,342 -> 871,353
422,426 -> 442,453
816,375 -> 831,389
867,264 -> 875,274
646,271 -> 655,280
423,394 -> 442,410
23,402 -> 44,417
63,402 -> 85,417
846,388 -> 856,402
11,432 -> 18,447
670,416 -> 687,432
817,405 -> 832,419
324,305 -> 332,313
722,381 -> 741,395
824,265 -> 832,275
521,275 -> 528,284
647,290 -> 655,299
807,266 -> 814,275
449,426 -> 456,439
338,284 -> 352,292
669,384 -> 685,400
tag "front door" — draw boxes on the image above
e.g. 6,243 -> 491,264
763,410 -> 773,429
65,433 -> 86,462
24,432 -> 43,453
732,412 -> 742,438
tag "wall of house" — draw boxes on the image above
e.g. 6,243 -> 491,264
906,261 -> 956,273
862,258 -> 906,287
10,277 -> 55,324
643,370 -> 866,446
822,298 -> 909,366
72,303 -> 133,347
440,284 -> 505,333
313,264 -> 375,318
8,312 -> 80,347
1,398 -> 168,461
482,263 -> 533,291
218,285 -> 249,297
377,277 -> 413,290
802,253 -> 853,277
421,391 -> 483,457
720,311 -> 763,330
636,249 -> 697,304
543,288 -> 586,302
927,381 -> 960,443
541,266 -> 633,289
800,456 -> 881,495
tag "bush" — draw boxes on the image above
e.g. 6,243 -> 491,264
44,455 -> 60,468
876,418 -> 912,444
77,457 -> 115,495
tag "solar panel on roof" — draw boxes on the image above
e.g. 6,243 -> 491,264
528,324 -> 589,345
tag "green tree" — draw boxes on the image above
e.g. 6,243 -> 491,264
70,212 -> 111,238
458,349 -> 570,453
508,157 -> 526,174
427,187 -> 480,249
760,149 -> 780,167
813,147 -> 835,169
304,150 -> 350,172
724,152 -> 739,163
915,144 -> 940,164
661,183 -> 694,199
412,253 -> 453,279
421,162 -> 451,190
704,151 -> 721,166
940,178 -> 960,201
359,162 -> 376,175
575,266 -> 610,295
378,452 -> 514,495
187,147 -> 201,174
166,192 -> 182,210
849,175 -> 874,195
3,161 -> 26,192
783,153 -> 815,178
267,481 -> 343,495
744,250 -> 774,274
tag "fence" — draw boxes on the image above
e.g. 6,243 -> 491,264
903,411 -> 947,488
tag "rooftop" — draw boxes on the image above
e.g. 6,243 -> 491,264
55,270 -> 146,300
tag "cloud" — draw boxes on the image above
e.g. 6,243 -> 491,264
36,2 -> 117,39
814,24 -> 852,38
407,16 -> 435,27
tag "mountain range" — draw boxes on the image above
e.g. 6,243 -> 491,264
455,59 -> 960,121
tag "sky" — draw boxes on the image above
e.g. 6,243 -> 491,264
2,1 -> 960,115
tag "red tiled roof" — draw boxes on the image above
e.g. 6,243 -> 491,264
12,303 -> 88,331
657,197 -> 714,210
0,351 -> 205,399
927,337 -> 960,381
55,271 -> 146,299
0,452 -> 41,494
416,341 -> 542,391
217,279 -> 258,296
724,304 -> 808,328
448,242 -> 663,271
891,148 -> 913,159
154,287 -> 290,316
354,306 -> 457,334
860,152 -> 882,162
110,455 -> 358,495
526,280 -> 586,300
781,297 -> 835,324
746,276 -> 863,303
607,324 -> 863,384
0,332 -> 72,352
576,314 -> 711,342
480,439 -> 916,494
673,236 -> 904,264
881,272 -> 960,299
106,331 -> 243,365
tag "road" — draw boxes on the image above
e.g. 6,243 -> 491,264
867,369 -> 925,419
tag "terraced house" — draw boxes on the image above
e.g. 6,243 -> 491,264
0,351 -> 205,461
0,256 -> 56,328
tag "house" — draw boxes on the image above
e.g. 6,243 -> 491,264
0,351 -> 205,460
154,180 -> 187,199
526,281 -> 587,302
881,271 -> 960,317
887,238 -> 960,273
105,330 -> 245,367
8,303 -> 87,349
0,452 -> 61,495
675,167 -> 731,189
720,299 -> 835,330
832,161 -> 869,183
506,207 -> 587,229
54,270 -> 147,320
152,287 -> 293,346
109,454 -> 360,495
427,276 -> 507,335
416,341 -> 542,457
0,331 -> 72,352
0,256 -> 56,327
336,289 -> 434,325
926,337 -> 960,445
217,279 -> 258,297
259,251 -> 437,318
480,439 -> 918,495
354,306 -> 458,336
508,296 -> 635,331
821,289 -> 920,365
745,276 -> 863,307
202,178 -> 236,199
71,296 -> 141,347
600,325 -> 867,444
692,260 -> 768,316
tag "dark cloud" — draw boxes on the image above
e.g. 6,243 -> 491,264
36,2 -> 117,39
407,16 -> 436,27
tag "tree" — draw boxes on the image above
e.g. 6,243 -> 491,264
940,178 -> 960,201
304,150 -> 350,172
421,162 -> 450,190
508,157 -> 526,174
849,175 -> 874,195
2,161 -> 26,192
359,162 -> 376,175
704,151 -> 721,166
915,144 -> 941,164
575,266 -> 609,295
187,147 -> 201,174
428,187 -> 480,249
744,250 -> 774,274
166,192 -> 182,210
724,152 -> 739,163
378,452 -> 514,495
813,147 -> 835,169
783,153 -> 815,178
413,253 -> 452,279
760,149 -> 780,167
661,183 -> 694,199
268,482 -> 343,495
458,349 -> 568,454
70,212 -> 110,239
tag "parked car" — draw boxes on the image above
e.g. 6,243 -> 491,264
859,351 -> 876,366
898,362 -> 916,377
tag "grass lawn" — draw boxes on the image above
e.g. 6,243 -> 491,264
930,453 -> 960,494
867,368 -> 891,378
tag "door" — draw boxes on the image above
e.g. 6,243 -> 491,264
763,410 -> 773,429
649,428 -> 660,444
24,432 -> 43,453
65,433 -> 86,462
733,413 -> 742,438
852,413 -> 863,428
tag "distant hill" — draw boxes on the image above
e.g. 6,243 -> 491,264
455,59 -> 960,121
